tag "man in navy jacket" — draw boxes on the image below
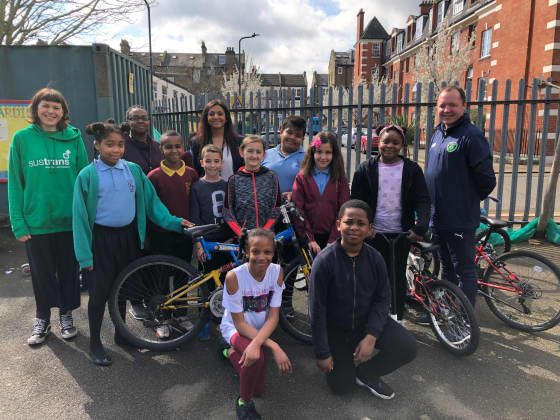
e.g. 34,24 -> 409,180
425,86 -> 496,307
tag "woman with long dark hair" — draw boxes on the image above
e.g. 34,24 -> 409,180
191,100 -> 243,179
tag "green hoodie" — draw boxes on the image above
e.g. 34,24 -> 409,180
8,124 -> 88,238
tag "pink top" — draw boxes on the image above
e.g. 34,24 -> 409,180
374,160 -> 404,233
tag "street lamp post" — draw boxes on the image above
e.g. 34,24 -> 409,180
144,0 -> 153,126
238,33 -> 260,98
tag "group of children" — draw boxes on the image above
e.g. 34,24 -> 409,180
9,88 -> 428,420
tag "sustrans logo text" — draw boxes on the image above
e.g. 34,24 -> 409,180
29,150 -> 71,168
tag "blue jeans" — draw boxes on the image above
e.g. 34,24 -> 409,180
435,228 -> 478,306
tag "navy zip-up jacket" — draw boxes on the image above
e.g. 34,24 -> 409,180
308,240 -> 391,360
425,114 -> 496,231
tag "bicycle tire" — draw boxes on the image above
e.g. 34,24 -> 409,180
279,260 -> 312,344
426,280 -> 480,356
108,255 -> 210,351
481,250 -> 560,332
476,228 -> 511,255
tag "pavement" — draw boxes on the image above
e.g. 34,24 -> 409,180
1,231 -> 559,420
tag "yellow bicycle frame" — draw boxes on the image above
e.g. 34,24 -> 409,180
160,268 -> 224,310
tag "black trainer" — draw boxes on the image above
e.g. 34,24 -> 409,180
356,376 -> 395,400
27,318 -> 51,346
235,398 -> 262,420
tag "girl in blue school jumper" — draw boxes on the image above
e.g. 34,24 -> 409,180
73,122 -> 191,366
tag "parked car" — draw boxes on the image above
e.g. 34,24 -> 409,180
360,134 -> 380,154
341,128 -> 366,148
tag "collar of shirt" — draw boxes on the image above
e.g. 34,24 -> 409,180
313,168 -> 330,177
275,144 -> 305,159
160,160 -> 186,177
95,158 -> 125,171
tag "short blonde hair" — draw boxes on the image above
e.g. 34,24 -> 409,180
201,144 -> 222,159
240,135 -> 265,151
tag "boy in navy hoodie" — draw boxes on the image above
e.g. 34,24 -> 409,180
309,199 -> 417,399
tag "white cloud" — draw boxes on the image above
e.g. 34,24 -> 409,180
89,0 -> 420,75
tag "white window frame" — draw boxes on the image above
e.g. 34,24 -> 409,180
453,0 -> 464,15
437,1 -> 445,27
385,40 -> 391,56
428,9 -> 433,32
415,16 -> 425,39
481,28 -> 492,58
397,33 -> 404,53
451,31 -> 460,53
337,67 -> 343,75
372,43 -> 380,57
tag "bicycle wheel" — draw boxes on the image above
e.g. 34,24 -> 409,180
279,260 -> 312,344
481,250 -> 560,332
476,228 -> 511,256
108,255 -> 209,351
426,280 -> 479,356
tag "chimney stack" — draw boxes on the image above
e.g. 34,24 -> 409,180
120,39 -> 131,55
357,9 -> 365,42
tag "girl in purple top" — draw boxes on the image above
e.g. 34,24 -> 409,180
351,125 -> 430,323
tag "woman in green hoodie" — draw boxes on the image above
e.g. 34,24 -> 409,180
8,88 -> 88,346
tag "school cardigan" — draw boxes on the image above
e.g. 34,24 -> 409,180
291,172 -> 350,244
73,159 -> 183,268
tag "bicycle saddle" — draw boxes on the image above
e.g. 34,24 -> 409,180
412,241 -> 440,253
183,224 -> 222,240
480,215 -> 511,228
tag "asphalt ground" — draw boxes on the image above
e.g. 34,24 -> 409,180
1,232 -> 559,420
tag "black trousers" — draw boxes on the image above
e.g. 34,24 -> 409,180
149,228 -> 193,262
25,231 -> 80,319
435,229 -> 478,306
87,223 -> 140,345
367,234 -> 410,319
314,233 -> 330,250
326,318 -> 417,395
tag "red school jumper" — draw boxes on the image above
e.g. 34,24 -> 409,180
291,172 -> 350,244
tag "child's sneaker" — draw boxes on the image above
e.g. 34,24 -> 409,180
156,324 -> 170,339
356,376 -> 395,400
60,311 -> 77,340
27,318 -> 51,346
235,398 -> 261,420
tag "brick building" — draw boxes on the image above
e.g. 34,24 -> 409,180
121,40 -> 244,96
353,11 -> 389,85
328,50 -> 354,88
355,1 -> 560,154
259,73 -> 307,107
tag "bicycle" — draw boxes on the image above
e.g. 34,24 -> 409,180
476,218 -> 560,332
107,202 -> 313,351
380,232 -> 479,356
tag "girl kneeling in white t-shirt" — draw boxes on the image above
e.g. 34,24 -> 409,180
220,228 -> 292,420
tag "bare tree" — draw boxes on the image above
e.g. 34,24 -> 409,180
536,131 -> 560,236
1,0 -> 155,46
413,18 -> 475,103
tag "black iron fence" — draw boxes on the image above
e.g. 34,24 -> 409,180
153,78 -> 559,224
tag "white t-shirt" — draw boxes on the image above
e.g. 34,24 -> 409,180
374,160 -> 404,233
220,262 -> 284,344
221,145 -> 234,180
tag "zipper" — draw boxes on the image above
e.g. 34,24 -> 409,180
251,171 -> 259,227
351,256 -> 357,330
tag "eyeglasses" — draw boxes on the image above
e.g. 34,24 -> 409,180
128,116 -> 149,121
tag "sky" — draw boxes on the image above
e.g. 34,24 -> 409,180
88,0 -> 420,76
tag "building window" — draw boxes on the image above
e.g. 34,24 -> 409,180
466,66 -> 473,86
372,43 -> 380,57
193,69 -> 200,83
405,57 -> 410,73
218,55 -> 226,65
153,82 -> 157,93
385,40 -> 391,56
453,0 -> 464,15
437,1 -> 445,27
397,33 -> 404,53
337,67 -> 343,75
415,16 -> 424,39
162,85 -> 167,95
451,31 -> 460,53
481,28 -> 492,58
477,77 -> 488,99
428,8 -> 433,32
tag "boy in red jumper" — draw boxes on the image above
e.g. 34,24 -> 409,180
147,130 -> 197,260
